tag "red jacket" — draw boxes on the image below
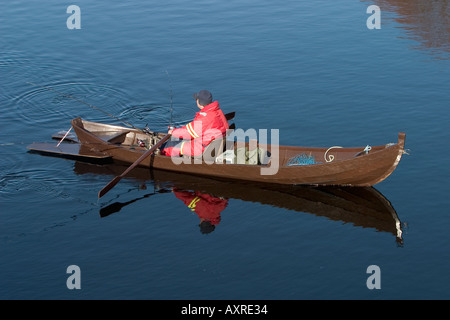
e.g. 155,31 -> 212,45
171,101 -> 229,156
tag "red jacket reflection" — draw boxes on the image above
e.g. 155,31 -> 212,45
173,189 -> 228,225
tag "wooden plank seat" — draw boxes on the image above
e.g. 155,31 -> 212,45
92,130 -> 130,144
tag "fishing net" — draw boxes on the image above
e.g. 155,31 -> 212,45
286,153 -> 318,166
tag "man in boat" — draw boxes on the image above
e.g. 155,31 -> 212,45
160,90 -> 229,157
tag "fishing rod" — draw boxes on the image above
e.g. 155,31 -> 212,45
26,81 -> 143,132
164,70 -> 174,129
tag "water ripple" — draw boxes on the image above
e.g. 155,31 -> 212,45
0,50 -> 138,128
0,50 -> 31,68
12,81 -> 134,127
0,49 -> 193,133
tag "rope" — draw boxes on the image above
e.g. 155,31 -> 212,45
324,146 -> 342,162
165,69 -> 174,127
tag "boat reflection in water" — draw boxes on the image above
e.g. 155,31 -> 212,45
74,162 -> 404,244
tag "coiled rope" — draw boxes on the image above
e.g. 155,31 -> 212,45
324,146 -> 343,162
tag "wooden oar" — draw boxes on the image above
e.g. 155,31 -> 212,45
98,134 -> 171,198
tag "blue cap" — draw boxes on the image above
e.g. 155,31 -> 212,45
193,90 -> 213,106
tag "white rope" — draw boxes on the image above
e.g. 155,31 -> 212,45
324,146 -> 343,162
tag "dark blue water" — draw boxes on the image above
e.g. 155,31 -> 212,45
1,0 -> 449,300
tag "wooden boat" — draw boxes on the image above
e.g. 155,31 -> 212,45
73,162 -> 404,244
28,117 -> 406,187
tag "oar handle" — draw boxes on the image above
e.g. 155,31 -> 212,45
225,112 -> 235,121
98,134 -> 171,198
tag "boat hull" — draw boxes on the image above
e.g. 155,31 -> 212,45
71,118 -> 406,187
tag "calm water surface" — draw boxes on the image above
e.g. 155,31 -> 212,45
1,0 -> 449,299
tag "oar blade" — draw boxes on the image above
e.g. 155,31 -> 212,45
98,176 -> 122,199
225,112 -> 235,121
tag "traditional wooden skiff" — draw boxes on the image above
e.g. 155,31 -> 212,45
28,117 -> 406,187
